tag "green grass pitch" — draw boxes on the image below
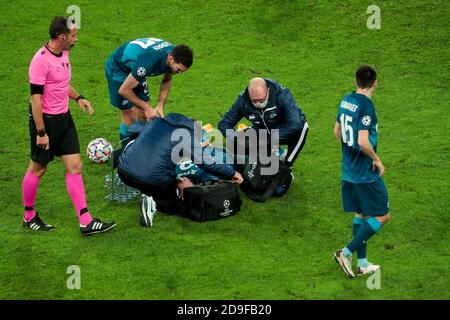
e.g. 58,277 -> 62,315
0,0 -> 448,299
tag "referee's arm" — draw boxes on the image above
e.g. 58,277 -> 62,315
29,85 -> 49,150
69,85 -> 79,100
69,85 -> 94,115
30,93 -> 44,129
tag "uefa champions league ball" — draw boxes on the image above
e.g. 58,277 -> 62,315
86,138 -> 113,163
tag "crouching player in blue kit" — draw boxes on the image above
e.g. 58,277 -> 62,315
117,114 -> 243,227
105,38 -> 193,145
175,131 -> 236,185
333,66 -> 391,278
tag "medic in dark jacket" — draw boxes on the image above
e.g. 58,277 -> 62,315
218,78 -> 309,166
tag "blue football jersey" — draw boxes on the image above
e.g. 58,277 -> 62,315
105,37 -> 174,82
337,92 -> 379,183
175,159 -> 219,184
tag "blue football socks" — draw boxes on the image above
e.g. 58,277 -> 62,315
353,216 -> 368,262
343,217 -> 383,258
119,123 -> 129,142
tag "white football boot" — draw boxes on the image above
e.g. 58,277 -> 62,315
356,263 -> 381,276
140,195 -> 157,227
334,250 -> 355,278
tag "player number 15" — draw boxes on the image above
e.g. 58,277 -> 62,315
340,114 -> 354,147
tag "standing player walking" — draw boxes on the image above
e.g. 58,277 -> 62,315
333,65 -> 391,278
22,16 -> 116,235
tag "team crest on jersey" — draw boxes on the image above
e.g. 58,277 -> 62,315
137,67 -> 146,77
362,116 -> 371,126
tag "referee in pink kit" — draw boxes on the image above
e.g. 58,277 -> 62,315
22,16 -> 115,235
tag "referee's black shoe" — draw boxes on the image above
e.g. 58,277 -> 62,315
80,218 -> 116,236
23,213 -> 54,232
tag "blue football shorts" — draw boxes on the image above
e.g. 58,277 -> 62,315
342,179 -> 390,216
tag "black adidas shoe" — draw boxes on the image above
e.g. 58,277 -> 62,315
23,213 -> 54,232
80,218 -> 116,236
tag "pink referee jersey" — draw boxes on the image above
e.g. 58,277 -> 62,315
29,44 -> 71,115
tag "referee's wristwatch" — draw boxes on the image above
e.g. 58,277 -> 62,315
75,95 -> 86,102
37,128 -> 46,137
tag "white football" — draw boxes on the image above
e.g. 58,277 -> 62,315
86,138 -> 113,164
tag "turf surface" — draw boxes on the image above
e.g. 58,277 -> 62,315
0,0 -> 448,299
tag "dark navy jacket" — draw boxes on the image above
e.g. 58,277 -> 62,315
218,78 -> 306,142
119,113 -> 236,186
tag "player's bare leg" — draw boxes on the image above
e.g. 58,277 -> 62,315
61,154 -> 83,174
28,160 -> 47,177
133,105 -> 147,122
118,108 -> 137,146
376,213 -> 391,225
120,108 -> 137,126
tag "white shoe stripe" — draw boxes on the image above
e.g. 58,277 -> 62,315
123,139 -> 135,152
142,198 -> 149,226
287,121 -> 309,162
150,196 -> 156,212
148,196 -> 156,226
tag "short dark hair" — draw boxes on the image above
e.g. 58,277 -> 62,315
356,65 -> 377,89
49,16 -> 74,39
171,45 -> 193,68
